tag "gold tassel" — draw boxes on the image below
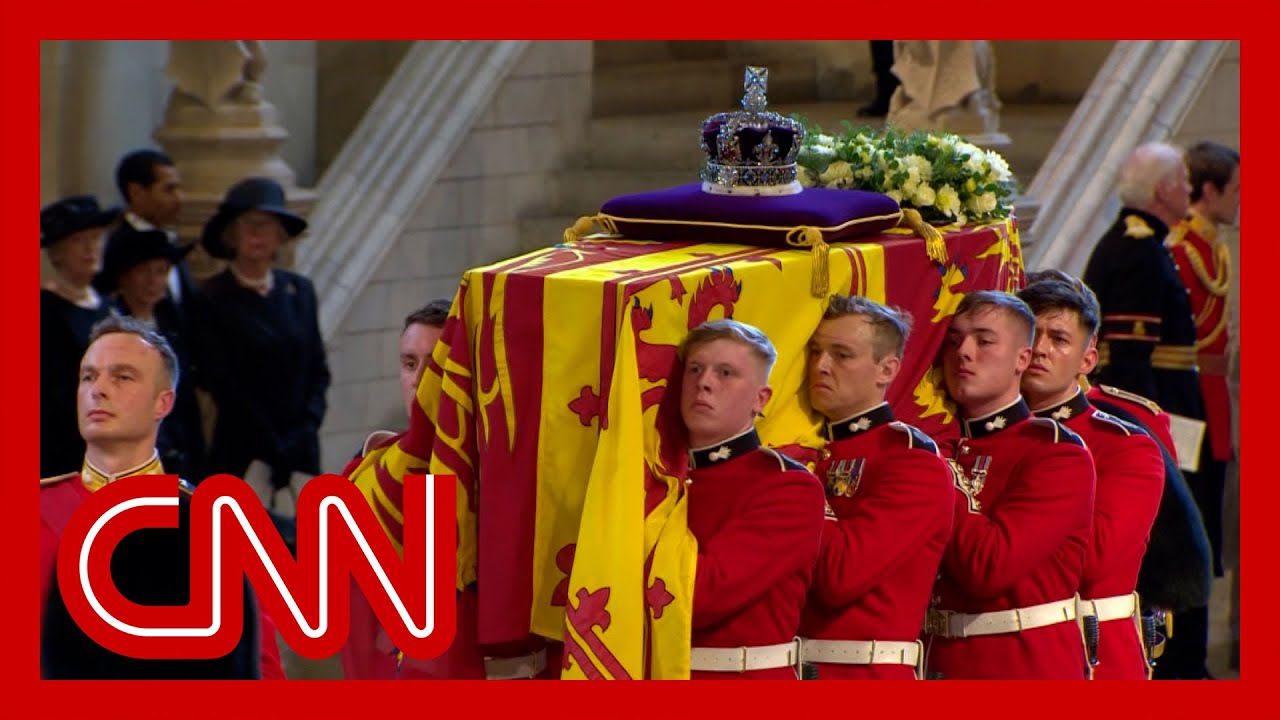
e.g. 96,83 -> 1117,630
785,226 -> 830,298
563,215 -> 599,244
898,208 -> 949,265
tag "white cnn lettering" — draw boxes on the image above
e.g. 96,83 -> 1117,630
78,476 -> 436,640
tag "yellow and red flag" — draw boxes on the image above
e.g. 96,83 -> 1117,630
404,220 -> 1024,676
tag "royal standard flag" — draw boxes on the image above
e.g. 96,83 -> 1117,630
408,221 -> 1024,671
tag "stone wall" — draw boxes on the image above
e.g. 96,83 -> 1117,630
317,41 -> 593,472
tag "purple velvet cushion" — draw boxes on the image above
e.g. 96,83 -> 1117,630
598,183 -> 902,246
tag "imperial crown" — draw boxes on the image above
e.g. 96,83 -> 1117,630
699,66 -> 805,195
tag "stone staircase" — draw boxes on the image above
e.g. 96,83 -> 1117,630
517,42 -> 1077,254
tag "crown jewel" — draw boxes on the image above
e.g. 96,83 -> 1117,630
699,66 -> 805,196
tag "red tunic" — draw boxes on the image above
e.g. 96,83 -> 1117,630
39,469 -> 285,680
339,429 -> 487,680
798,403 -> 954,679
1087,383 -> 1177,462
687,429 -> 826,679
928,398 -> 1096,679
1168,211 -> 1234,461
1035,390 -> 1164,679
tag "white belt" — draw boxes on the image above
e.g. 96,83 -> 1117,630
1076,592 -> 1139,623
925,597 -> 1078,639
800,639 -> 920,666
484,649 -> 547,680
690,639 -> 801,673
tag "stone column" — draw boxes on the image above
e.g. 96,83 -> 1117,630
153,41 -> 316,278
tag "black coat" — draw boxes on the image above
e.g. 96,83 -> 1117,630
39,290 -> 110,477
1083,208 -> 1204,421
41,495 -> 262,679
1091,398 -> 1212,613
195,268 -> 330,486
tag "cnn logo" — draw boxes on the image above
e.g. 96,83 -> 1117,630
54,474 -> 456,660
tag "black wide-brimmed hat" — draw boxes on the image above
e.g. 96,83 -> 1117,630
200,177 -> 308,260
40,195 -> 121,247
97,226 -> 191,293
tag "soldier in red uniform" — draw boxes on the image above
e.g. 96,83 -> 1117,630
1167,140 -> 1239,580
796,296 -> 953,679
1018,273 -> 1164,679
40,315 -> 283,679
340,301 -> 551,680
680,319 -> 826,679
925,291 -> 1096,679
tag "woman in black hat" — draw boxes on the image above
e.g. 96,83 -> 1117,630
194,178 -> 331,495
98,227 -> 206,481
40,195 -> 120,478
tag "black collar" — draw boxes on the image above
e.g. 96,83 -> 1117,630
825,402 -> 894,442
1033,388 -> 1091,423
690,428 -> 761,470
961,397 -> 1031,438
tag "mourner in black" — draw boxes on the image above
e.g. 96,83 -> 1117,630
40,195 -> 119,477
195,177 -> 330,492
98,225 -> 205,481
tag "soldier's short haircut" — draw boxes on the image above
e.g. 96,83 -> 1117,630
821,295 -> 914,360
680,319 -> 778,380
87,314 -> 180,391
404,298 -> 451,332
1116,142 -> 1185,207
1186,141 -> 1240,203
953,291 -> 1037,346
1019,271 -> 1102,338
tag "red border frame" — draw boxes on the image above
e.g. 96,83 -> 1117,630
7,4 -> 1261,714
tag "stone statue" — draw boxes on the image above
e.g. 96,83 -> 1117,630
887,41 -> 1004,139
165,41 -> 267,108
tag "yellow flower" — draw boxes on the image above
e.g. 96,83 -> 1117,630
965,178 -> 977,193
819,160 -> 854,186
936,184 -> 961,216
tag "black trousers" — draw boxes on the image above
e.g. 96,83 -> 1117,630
868,40 -> 899,105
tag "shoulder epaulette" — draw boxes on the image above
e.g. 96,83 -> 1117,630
888,421 -> 940,455
1027,417 -> 1087,447
763,447 -> 811,474
39,471 -> 78,488
1096,384 -> 1163,416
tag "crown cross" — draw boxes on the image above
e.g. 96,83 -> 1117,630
742,66 -> 769,113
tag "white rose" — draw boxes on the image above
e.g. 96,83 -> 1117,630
885,190 -> 904,203
815,133 -> 837,147
979,192 -> 998,213
912,184 -> 937,207
936,184 -> 961,216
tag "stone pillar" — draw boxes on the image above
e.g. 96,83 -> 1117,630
153,41 -> 316,278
